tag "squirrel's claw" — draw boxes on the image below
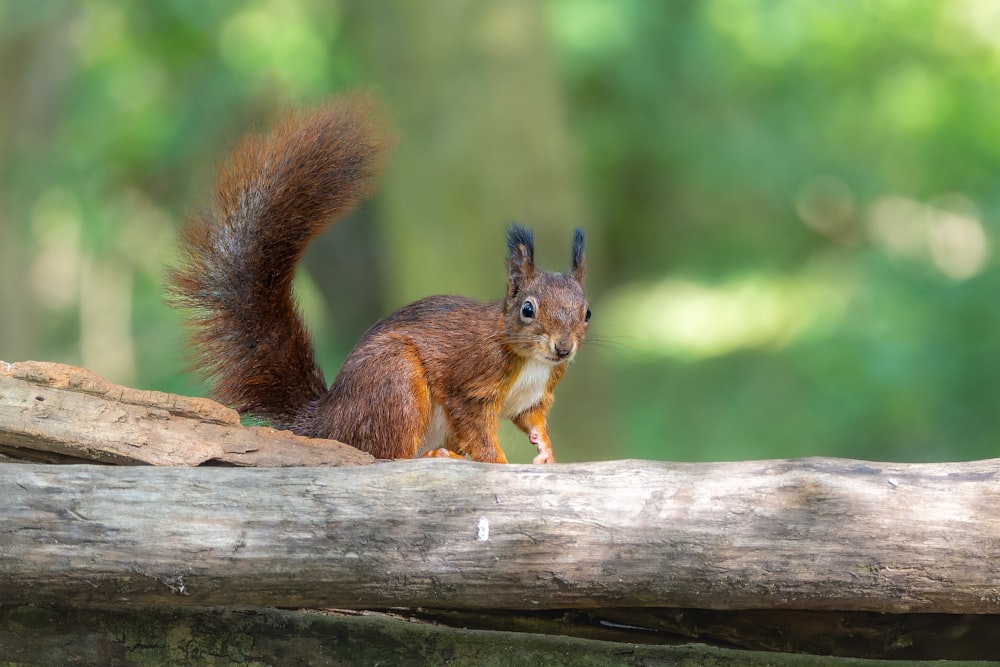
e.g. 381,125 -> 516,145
529,430 -> 556,464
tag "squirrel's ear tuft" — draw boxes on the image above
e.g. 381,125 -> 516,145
571,228 -> 585,285
506,224 -> 534,260
506,223 -> 536,299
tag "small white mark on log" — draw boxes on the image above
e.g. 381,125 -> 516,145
887,477 -> 899,488
477,516 -> 489,541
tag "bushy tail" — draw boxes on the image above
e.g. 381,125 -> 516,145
168,94 -> 389,426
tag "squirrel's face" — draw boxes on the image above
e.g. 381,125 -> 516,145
505,273 -> 590,363
503,225 -> 589,364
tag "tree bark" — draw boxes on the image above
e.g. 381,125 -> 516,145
410,607 -> 998,659
6,604 -> 933,666
0,360 -> 372,466
1,456 -> 999,614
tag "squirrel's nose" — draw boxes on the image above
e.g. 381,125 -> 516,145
553,343 -> 573,359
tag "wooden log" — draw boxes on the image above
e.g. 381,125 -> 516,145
0,360 -> 372,467
2,604 -> 909,666
411,607 -> 999,659
1,457 -> 999,613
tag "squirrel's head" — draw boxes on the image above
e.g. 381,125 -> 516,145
503,224 -> 590,364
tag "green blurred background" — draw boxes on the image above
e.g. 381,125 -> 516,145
2,1 -> 999,463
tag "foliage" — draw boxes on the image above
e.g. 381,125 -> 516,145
2,1 -> 998,462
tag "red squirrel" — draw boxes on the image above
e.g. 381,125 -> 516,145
168,94 -> 590,463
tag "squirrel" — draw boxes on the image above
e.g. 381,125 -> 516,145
168,94 -> 590,464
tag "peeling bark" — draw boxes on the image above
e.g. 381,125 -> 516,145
0,360 -> 372,466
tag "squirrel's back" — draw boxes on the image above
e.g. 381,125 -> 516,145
168,95 -> 390,426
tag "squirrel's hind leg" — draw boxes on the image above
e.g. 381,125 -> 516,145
319,337 -> 431,460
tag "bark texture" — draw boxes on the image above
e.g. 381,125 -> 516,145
4,605 -> 921,666
1,456 -> 998,613
0,360 -> 372,466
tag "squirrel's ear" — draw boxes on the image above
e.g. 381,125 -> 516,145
571,228 -> 585,285
506,223 -> 536,298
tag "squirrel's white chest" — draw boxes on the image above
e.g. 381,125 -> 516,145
501,359 -> 552,419
416,359 -> 553,456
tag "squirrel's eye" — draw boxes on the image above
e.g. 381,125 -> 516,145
521,300 -> 535,320
585,308 -> 592,323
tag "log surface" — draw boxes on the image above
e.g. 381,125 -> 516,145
1,457 -> 999,613
1,605 -> 901,667
0,360 -> 371,466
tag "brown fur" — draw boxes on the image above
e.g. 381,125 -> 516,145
168,95 -> 589,463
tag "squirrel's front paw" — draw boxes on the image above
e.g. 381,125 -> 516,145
529,430 -> 556,464
532,449 -> 555,464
